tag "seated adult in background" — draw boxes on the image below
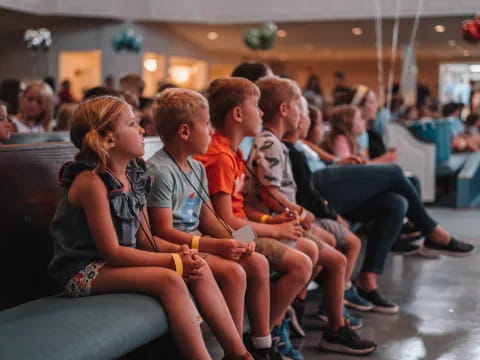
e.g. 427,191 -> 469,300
119,73 -> 145,100
58,80 -> 76,104
54,103 -> 77,131
10,81 -> 54,133
442,102 -> 479,152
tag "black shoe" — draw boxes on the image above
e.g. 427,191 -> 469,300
356,287 -> 399,314
391,240 -> 420,256
243,333 -> 283,360
401,221 -> 419,234
423,237 -> 475,257
318,325 -> 377,355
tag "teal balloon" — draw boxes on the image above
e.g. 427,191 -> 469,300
112,36 -> 123,52
260,32 -> 276,50
243,28 -> 261,50
259,22 -> 278,38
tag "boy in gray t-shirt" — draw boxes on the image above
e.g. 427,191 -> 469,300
147,149 -> 208,233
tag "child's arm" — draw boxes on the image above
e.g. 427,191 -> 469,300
211,192 -> 303,242
135,208 -> 182,253
149,206 -> 246,260
301,139 -> 365,164
71,172 -> 177,269
332,135 -> 353,158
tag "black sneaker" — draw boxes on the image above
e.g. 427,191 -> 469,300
401,221 -> 419,234
423,237 -> 475,257
243,333 -> 283,360
318,325 -> 377,355
356,287 -> 399,314
391,240 -> 420,256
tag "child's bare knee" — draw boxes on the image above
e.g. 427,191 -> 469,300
155,269 -> 188,296
219,261 -> 247,288
246,252 -> 269,277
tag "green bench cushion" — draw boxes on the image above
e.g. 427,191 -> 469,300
0,294 -> 168,360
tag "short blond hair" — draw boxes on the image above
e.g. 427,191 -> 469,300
256,76 -> 301,123
153,88 -> 208,142
19,81 -> 54,131
206,77 -> 260,129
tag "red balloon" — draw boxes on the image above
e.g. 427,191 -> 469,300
462,20 -> 480,44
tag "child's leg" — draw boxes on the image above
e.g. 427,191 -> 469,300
256,238 -> 312,328
239,252 -> 271,338
92,265 -> 212,360
316,244 -> 347,332
205,254 -> 247,334
294,236 -> 321,300
343,231 -> 361,284
188,264 -> 250,359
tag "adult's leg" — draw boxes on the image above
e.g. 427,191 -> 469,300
312,164 -> 436,235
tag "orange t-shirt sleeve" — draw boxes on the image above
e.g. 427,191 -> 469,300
204,153 -> 236,196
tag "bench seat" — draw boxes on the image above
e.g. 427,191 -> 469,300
0,294 -> 168,360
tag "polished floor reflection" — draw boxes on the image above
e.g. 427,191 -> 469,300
297,207 -> 480,360
207,208 -> 480,360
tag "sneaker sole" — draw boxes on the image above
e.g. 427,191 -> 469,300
421,245 -> 475,258
372,304 -> 399,314
344,299 -> 374,312
318,340 -> 377,355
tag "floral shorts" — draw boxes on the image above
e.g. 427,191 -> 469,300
64,261 -> 105,297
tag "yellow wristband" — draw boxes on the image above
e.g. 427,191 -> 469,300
260,214 -> 270,224
191,235 -> 200,250
171,253 -> 183,277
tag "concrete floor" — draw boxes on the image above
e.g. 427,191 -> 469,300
207,207 -> 480,360
297,207 -> 480,360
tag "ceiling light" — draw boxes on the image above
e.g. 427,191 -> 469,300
435,25 -> 445,33
143,58 -> 157,72
448,40 -> 456,47
470,65 -> 480,72
352,27 -> 363,36
207,32 -> 218,40
169,65 -> 191,84
277,29 -> 287,38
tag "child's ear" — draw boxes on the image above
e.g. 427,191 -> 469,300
104,131 -> 115,148
231,106 -> 242,124
177,123 -> 190,141
279,102 -> 288,117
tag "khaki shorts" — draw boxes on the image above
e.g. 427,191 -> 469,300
303,230 -> 325,252
315,219 -> 348,251
255,237 -> 290,269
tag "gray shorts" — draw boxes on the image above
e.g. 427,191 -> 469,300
315,219 -> 349,251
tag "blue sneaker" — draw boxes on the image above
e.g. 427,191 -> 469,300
315,305 -> 363,331
271,318 -> 304,360
344,285 -> 374,311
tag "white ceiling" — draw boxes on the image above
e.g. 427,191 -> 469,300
0,0 -> 479,23
165,16 -> 480,61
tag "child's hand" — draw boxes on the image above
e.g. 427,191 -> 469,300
185,253 -> 207,282
301,211 -> 315,231
177,245 -> 197,281
242,241 -> 256,258
269,210 -> 297,224
215,239 -> 247,261
275,220 -> 303,242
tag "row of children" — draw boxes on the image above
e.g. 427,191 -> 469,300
47,61 -> 474,360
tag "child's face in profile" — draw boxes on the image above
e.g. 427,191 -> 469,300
239,95 -> 263,136
0,105 -> 12,142
189,106 -> 213,154
285,97 -> 301,133
111,106 -> 145,160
